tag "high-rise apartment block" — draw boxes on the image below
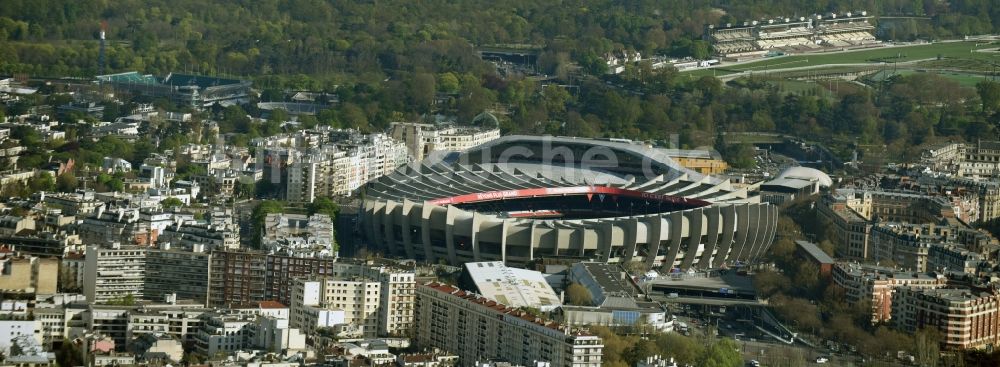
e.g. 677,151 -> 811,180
415,282 -> 603,367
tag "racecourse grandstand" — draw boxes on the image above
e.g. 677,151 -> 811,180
815,12 -> 878,47
708,11 -> 879,58
708,23 -> 766,59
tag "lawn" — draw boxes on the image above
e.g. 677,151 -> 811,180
688,41 -> 1000,78
891,69 -> 993,87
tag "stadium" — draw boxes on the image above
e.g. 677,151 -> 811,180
360,136 -> 777,271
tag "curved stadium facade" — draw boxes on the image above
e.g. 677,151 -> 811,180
361,136 -> 777,271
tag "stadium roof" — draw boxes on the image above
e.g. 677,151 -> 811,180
162,73 -> 247,88
777,166 -> 833,187
96,71 -> 159,85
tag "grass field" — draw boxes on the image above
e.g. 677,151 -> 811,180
688,41 -> 1000,78
891,69 -> 993,87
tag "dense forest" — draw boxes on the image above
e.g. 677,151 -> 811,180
0,0 -> 999,165
1,0 -> 997,80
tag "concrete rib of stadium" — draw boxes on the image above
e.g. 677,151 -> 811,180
361,136 -> 777,272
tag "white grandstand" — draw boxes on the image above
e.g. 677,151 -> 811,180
708,11 -> 878,58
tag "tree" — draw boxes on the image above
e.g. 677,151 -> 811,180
977,80 -> 1000,113
27,173 -> 55,193
915,328 -> 941,367
565,282 -> 593,306
698,338 -> 742,367
654,332 -> 704,364
308,197 -> 340,218
438,72 -> 460,94
160,197 -> 184,209
251,200 -> 284,248
56,172 -> 78,192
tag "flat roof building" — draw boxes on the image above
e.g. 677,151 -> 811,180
415,281 -> 603,367
457,261 -> 561,312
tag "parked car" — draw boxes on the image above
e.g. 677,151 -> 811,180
815,357 -> 829,364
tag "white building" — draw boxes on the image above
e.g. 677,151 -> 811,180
0,319 -> 38,355
290,278 -> 382,338
261,213 -> 335,256
253,316 -> 307,353
458,261 -> 561,312
255,128 -> 410,202
389,121 -> 501,161
287,263 -> 415,338
194,312 -> 255,355
84,245 -> 147,304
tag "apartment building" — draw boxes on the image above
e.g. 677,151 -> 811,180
158,219 -> 239,252
256,128 -> 410,202
892,287 -> 1000,349
831,263 -> 947,323
208,249 -> 340,307
84,245 -> 147,304
389,121 -> 501,161
264,254 -> 339,306
958,140 -> 1000,179
288,263 -> 415,338
208,250 -> 267,307
415,282 -> 603,367
290,277 -> 382,338
78,208 -> 174,247
928,245 -> 983,274
144,246 -> 212,305
194,311 -> 255,355
0,253 -> 58,295
818,199 -> 872,259
261,213 -> 335,257
373,270 -> 415,337
126,304 -> 208,344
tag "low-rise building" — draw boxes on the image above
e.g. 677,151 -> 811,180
130,333 -> 184,364
794,240 -> 835,277
194,311 -> 255,355
663,149 -> 727,175
562,262 -> 671,331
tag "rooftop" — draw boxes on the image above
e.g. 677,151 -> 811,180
575,262 -> 635,296
421,281 -> 584,335
795,240 -> 835,264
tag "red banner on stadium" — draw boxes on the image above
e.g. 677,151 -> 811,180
426,186 -> 710,206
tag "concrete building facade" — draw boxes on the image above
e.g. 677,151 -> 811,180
415,282 -> 603,367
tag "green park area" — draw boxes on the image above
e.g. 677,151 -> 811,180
690,41 -> 1000,77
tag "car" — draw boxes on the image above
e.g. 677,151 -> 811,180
815,357 -> 829,364
749,360 -> 760,367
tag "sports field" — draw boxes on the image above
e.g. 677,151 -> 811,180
690,41 -> 1000,77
